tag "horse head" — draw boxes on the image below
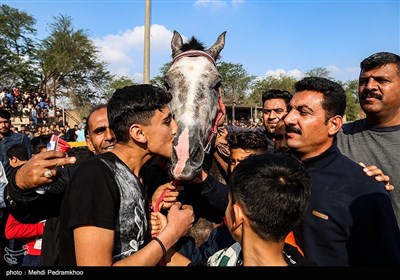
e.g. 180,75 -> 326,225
166,30 -> 226,181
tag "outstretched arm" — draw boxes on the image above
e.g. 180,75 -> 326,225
14,150 -> 76,190
4,151 -> 76,223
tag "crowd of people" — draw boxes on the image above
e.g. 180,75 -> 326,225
0,51 -> 399,269
0,87 -> 64,127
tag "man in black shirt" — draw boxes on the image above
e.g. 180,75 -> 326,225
283,76 -> 400,265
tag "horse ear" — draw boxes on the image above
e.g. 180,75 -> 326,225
171,30 -> 184,58
207,31 -> 226,60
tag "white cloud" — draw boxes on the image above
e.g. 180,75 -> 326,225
264,66 -> 359,82
195,0 -> 243,10
195,0 -> 227,9
326,65 -> 359,82
93,24 -> 173,83
194,0 -> 244,10
264,68 -> 304,80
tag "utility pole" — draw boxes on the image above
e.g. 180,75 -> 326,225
143,0 -> 151,84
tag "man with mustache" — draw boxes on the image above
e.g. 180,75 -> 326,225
283,76 -> 400,265
337,52 -> 400,227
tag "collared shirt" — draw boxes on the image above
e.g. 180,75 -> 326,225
295,143 -> 400,265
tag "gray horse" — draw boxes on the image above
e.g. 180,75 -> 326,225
166,30 -> 226,182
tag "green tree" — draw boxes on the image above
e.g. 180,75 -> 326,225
249,74 -> 297,106
0,4 -> 39,88
105,76 -> 136,99
305,67 -> 333,79
217,62 -> 255,106
150,62 -> 171,88
38,15 -> 111,117
343,79 -> 363,122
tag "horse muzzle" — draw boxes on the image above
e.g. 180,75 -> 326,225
171,126 -> 204,181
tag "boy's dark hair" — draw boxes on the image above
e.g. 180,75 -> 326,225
229,152 -> 311,243
294,77 -> 346,123
360,52 -> 400,75
0,108 -> 11,120
7,144 -> 29,161
31,135 -> 52,155
227,130 -> 269,153
67,147 -> 93,164
108,84 -> 172,143
261,89 -> 292,106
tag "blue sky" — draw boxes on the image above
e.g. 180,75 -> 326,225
3,0 -> 399,83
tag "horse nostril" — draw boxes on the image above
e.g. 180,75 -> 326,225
191,146 -> 204,167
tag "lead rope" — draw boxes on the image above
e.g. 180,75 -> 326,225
204,88 -> 225,154
151,180 -> 179,266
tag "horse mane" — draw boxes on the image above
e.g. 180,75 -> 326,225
180,36 -> 206,52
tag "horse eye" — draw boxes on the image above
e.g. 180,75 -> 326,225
163,81 -> 170,91
214,81 -> 222,91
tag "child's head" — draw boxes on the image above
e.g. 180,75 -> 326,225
7,144 -> 29,168
227,130 -> 269,174
226,152 -> 310,244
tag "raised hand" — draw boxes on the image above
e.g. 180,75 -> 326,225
15,150 -> 76,190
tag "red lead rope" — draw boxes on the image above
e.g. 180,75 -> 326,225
152,180 -> 179,266
204,91 -> 225,153
153,180 -> 179,213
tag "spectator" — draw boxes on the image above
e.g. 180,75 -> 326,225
258,89 -> 292,151
5,144 -> 44,266
284,76 -> 400,265
337,52 -> 400,227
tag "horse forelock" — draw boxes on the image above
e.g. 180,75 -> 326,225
180,37 -> 206,52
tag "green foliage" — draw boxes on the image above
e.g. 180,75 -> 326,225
343,79 -> 362,122
305,67 -> 333,80
150,62 -> 171,88
106,76 -> 136,99
249,75 -> 297,106
38,15 -> 112,113
0,4 -> 39,88
217,62 -> 256,106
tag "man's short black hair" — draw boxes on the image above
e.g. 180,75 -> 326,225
108,84 -> 172,143
31,135 -> 51,155
294,77 -> 346,122
7,144 -> 29,161
361,52 -> 400,75
85,104 -> 107,138
227,130 -> 269,152
261,89 -> 292,106
0,108 -> 11,120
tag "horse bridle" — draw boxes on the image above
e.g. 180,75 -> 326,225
154,51 -> 225,216
172,50 -> 216,66
171,50 -> 225,154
